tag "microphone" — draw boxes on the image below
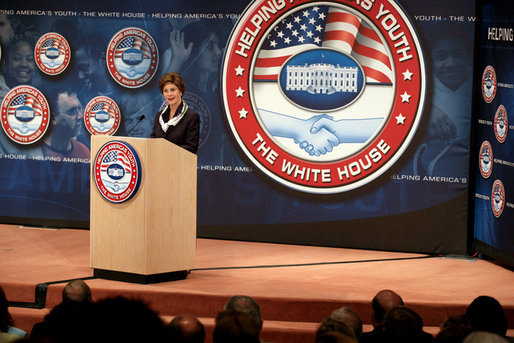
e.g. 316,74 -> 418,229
126,115 -> 145,135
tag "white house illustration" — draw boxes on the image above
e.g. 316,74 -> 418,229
286,62 -> 358,95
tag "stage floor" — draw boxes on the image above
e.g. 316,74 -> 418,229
1,224 -> 513,342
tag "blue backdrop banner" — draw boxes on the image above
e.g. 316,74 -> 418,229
0,0 -> 476,254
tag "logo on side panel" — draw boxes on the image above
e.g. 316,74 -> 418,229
0,85 -> 50,144
94,140 -> 142,203
106,27 -> 159,88
84,96 -> 121,136
493,105 -> 508,143
479,141 -> 493,179
34,32 -> 71,75
222,0 -> 426,193
482,65 -> 497,103
491,179 -> 505,218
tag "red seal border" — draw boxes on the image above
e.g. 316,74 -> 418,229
34,32 -> 71,76
106,27 -> 159,89
93,140 -> 142,203
222,0 -> 426,194
0,85 -> 50,145
84,96 -> 121,136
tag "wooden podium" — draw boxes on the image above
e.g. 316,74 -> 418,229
90,135 -> 197,283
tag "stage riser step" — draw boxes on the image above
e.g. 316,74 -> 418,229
37,284 -> 513,328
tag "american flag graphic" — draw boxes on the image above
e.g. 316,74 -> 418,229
101,150 -> 131,173
115,37 -> 151,59
41,39 -> 65,55
7,94 -> 43,116
254,5 -> 393,84
91,102 -> 115,118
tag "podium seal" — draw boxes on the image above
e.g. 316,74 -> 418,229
94,140 -> 142,203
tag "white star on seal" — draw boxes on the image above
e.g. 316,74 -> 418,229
239,108 -> 248,119
395,113 -> 406,125
235,87 -> 245,98
402,69 -> 413,80
235,65 -> 244,76
400,91 -> 411,103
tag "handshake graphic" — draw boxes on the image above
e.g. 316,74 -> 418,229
260,109 -> 382,157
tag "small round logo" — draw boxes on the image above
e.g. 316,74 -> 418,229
0,85 -> 50,144
222,1 -> 425,193
482,65 -> 497,104
479,141 -> 493,179
94,140 -> 142,203
34,32 -> 71,75
106,27 -> 159,88
491,179 -> 505,218
84,96 -> 121,136
493,104 -> 508,143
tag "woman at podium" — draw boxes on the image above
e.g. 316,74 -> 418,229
151,73 -> 200,154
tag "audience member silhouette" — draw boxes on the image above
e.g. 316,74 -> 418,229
464,296 -> 508,337
223,295 -> 263,334
434,315 -> 472,343
329,307 -> 363,340
61,280 -> 92,304
91,296 -> 167,343
315,331 -> 358,343
31,295 -> 167,343
361,289 -> 404,343
0,286 -> 26,339
30,280 -> 92,341
383,306 -> 434,343
167,314 -> 205,343
32,300 -> 93,343
463,331 -> 509,343
213,310 -> 260,343
316,317 -> 357,341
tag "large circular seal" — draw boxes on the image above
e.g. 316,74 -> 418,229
0,85 -> 50,144
84,96 -> 121,136
94,140 -> 142,203
106,27 -> 159,88
34,32 -> 71,75
222,0 -> 426,193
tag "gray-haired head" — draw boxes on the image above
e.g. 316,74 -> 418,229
223,295 -> 262,330
330,307 -> 363,339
